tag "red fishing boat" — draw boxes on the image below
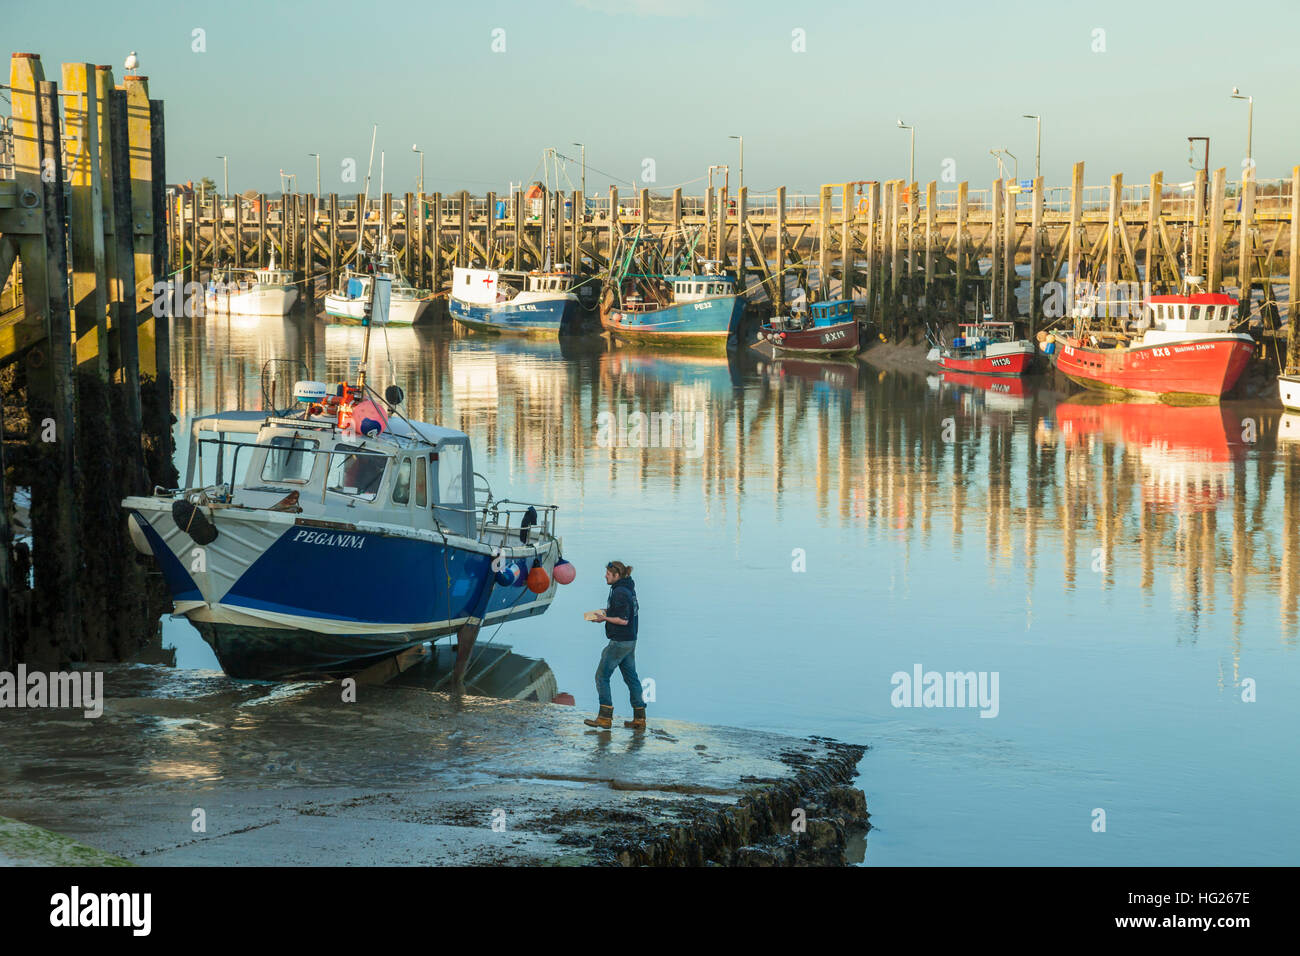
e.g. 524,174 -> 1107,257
935,319 -> 1035,376
758,300 -> 859,357
1044,288 -> 1254,401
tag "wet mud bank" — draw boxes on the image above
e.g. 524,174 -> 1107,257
0,666 -> 869,867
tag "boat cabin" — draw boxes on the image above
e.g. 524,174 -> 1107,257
184,411 -> 479,539
954,321 -> 1017,345
770,299 -> 852,331
1145,294 -> 1237,333
526,272 -> 573,294
671,274 -> 736,303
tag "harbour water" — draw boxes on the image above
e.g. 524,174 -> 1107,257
156,307 -> 1300,866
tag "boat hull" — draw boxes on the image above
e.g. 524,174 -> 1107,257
1052,335 -> 1254,400
124,500 -> 556,679
450,294 -> 580,336
938,343 -> 1035,376
204,287 -> 298,316
602,295 -> 745,349
760,319 -> 859,356
1279,374 -> 1300,411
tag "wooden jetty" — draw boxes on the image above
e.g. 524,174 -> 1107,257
166,166 -> 1297,356
0,52 -> 173,667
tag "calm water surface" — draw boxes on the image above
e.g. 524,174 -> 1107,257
163,307 -> 1300,866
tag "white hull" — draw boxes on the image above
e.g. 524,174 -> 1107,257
323,292 -> 426,326
204,287 -> 298,316
1279,375 -> 1300,411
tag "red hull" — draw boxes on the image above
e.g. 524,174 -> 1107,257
1053,335 -> 1254,400
940,369 -> 1028,397
760,320 -> 859,355
938,348 -> 1033,376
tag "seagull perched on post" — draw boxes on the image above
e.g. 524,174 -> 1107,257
124,51 -> 139,72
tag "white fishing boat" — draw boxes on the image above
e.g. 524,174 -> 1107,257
323,257 -> 430,326
122,274 -> 573,679
1278,371 -> 1300,410
204,257 -> 298,316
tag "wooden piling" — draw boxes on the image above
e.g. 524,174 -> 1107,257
1144,172 -> 1161,294
1287,166 -> 1300,371
774,186 -> 786,314
1068,162 -> 1083,304
60,62 -> 109,377
990,179 -> 1002,318
1029,176 -> 1043,332
1207,167 -> 1226,291
1237,167 -> 1256,321
840,183 -> 853,303
924,181 -> 936,319
955,181 -> 968,320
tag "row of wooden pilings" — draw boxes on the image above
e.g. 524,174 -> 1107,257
1,53 -> 175,668
168,162 -> 1300,361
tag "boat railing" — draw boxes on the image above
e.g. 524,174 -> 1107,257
475,499 -> 559,544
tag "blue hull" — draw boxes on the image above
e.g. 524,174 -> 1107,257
450,296 -> 580,335
605,295 -> 745,347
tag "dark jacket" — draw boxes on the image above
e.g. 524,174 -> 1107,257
605,577 -> 639,642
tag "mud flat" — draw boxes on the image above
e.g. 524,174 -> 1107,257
0,666 -> 868,866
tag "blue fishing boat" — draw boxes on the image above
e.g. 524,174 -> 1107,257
600,264 -> 746,349
121,275 -> 571,680
450,266 -> 592,335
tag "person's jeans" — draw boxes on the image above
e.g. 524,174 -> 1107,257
595,639 -> 645,709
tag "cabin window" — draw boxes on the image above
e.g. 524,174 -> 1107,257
464,274 -> 470,285
261,436 -> 318,484
391,457 -> 412,505
326,443 -> 387,501
435,443 -> 465,506
414,458 -> 428,507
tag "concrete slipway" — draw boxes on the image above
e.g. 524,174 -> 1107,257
0,666 -> 868,866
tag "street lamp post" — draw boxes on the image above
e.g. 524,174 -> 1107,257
216,154 -> 228,197
896,119 -> 914,191
729,135 -> 743,192
1230,88 -> 1254,170
1022,114 -> 1040,180
308,153 -> 320,197
411,144 -> 424,194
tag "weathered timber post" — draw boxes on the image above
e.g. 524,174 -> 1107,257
990,179 -> 1002,319
1029,176 -> 1043,333
924,181 -> 936,320
1068,162 -> 1083,313
11,57 -> 81,657
1003,178 -> 1015,319
1207,167 -> 1226,292
774,186 -> 786,315
955,181 -> 968,320
1286,166 -> 1300,372
1237,167 -> 1256,322
736,186 -> 748,294
61,62 -> 109,377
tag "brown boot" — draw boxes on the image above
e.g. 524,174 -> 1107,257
623,706 -> 646,731
583,704 -> 614,729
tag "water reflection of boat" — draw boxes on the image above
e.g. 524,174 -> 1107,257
940,369 -> 1029,399
1053,398 -> 1240,512
763,356 -> 858,391
1278,412 -> 1300,443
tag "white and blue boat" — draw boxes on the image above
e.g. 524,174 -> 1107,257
449,266 -> 590,336
600,262 -> 746,350
121,275 -> 567,680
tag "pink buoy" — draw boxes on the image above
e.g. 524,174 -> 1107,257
553,558 -> 576,585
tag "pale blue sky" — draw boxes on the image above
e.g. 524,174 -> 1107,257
8,0 -> 1298,194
